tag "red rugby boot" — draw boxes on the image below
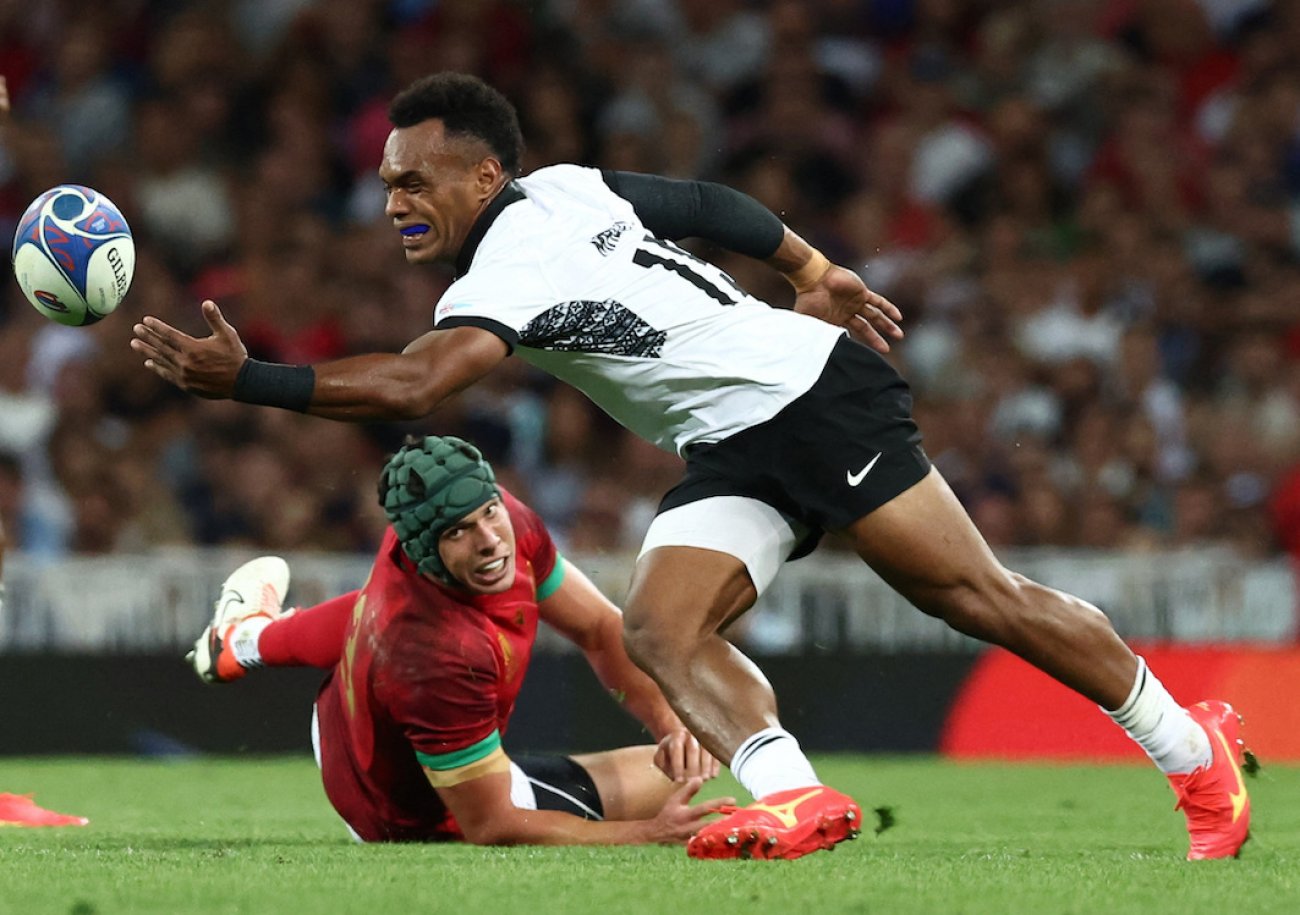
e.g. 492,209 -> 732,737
0,793 -> 89,827
1168,700 -> 1251,860
687,785 -> 861,861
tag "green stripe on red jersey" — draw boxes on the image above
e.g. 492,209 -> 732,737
536,555 -> 566,602
416,729 -> 502,771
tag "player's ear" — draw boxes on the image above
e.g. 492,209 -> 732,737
473,155 -> 505,196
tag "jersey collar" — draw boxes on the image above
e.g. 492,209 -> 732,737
454,180 -> 526,278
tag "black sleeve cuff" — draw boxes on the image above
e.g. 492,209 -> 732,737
437,316 -> 518,354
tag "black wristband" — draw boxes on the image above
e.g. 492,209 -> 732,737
232,359 -> 316,412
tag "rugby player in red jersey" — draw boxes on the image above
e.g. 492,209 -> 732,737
190,435 -> 728,845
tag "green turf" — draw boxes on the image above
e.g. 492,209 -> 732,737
0,755 -> 1295,915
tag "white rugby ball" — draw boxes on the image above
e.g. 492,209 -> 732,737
11,184 -> 135,326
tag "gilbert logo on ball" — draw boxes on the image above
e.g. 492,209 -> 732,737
11,184 -> 135,326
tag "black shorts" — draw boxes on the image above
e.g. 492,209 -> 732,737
513,754 -> 605,820
659,334 -> 930,552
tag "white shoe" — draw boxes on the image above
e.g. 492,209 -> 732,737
188,556 -> 290,684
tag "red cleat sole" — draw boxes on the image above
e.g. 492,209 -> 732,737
687,798 -> 862,861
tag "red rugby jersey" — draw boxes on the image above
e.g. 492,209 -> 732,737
314,488 -> 559,841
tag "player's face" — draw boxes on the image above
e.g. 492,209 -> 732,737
379,119 -> 503,266
437,497 -> 517,594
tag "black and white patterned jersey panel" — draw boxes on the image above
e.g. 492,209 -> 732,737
518,299 -> 667,358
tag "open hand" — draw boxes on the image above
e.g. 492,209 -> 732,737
793,264 -> 904,354
654,729 -> 721,783
644,778 -> 735,845
131,300 -> 248,398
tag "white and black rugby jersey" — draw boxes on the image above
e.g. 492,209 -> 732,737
435,163 -> 844,456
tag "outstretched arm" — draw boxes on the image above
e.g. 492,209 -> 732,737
131,300 -> 507,420
431,767 -> 726,846
602,170 -> 904,352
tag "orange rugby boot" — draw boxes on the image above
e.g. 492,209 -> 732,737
0,793 -> 89,827
1167,700 -> 1251,860
687,785 -> 861,861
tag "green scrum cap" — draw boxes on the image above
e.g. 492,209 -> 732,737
377,435 -> 500,583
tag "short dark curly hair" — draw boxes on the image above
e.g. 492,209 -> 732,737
388,72 -> 525,175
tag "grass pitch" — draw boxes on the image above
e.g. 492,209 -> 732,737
1,755 -> 1296,915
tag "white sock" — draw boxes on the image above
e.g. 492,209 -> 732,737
1104,657 -> 1211,775
730,727 -> 821,799
229,616 -> 272,669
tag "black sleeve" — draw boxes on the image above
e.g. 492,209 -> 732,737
600,170 -> 785,260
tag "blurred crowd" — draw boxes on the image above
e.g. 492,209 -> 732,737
2,0 -> 1300,565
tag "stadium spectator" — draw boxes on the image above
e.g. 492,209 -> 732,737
22,14 -> 131,178
0,5 -> 1294,613
132,96 -> 236,271
190,435 -> 726,845
5,1 -> 1294,564
132,71 -> 1255,864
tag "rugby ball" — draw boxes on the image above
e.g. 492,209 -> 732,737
11,184 -> 135,326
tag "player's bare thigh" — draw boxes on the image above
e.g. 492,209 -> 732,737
624,545 -> 758,639
839,466 -> 1013,610
569,746 -> 674,821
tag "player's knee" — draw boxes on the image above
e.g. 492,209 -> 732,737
621,615 -> 664,674
622,611 -> 692,677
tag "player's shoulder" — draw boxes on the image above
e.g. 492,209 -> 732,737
442,171 -> 593,290
368,529 -> 416,596
516,164 -> 631,220
368,535 -> 463,623
518,163 -> 607,196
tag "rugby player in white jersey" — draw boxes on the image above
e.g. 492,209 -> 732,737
133,73 -> 1252,861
